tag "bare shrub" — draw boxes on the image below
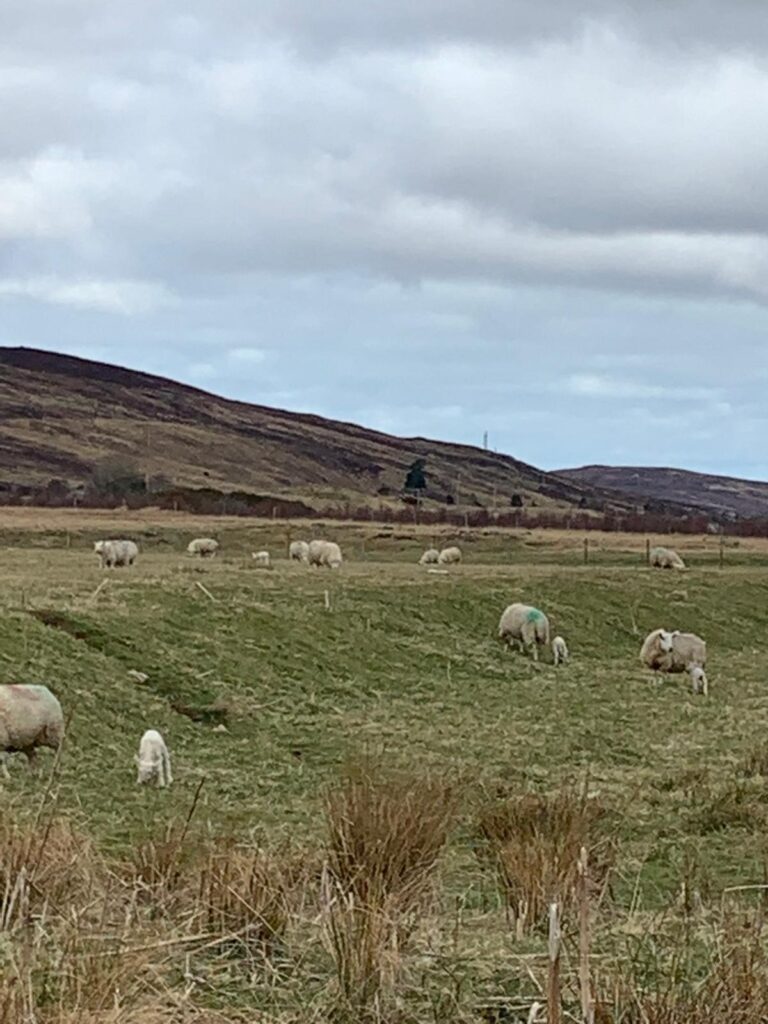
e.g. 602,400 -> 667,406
322,765 -> 457,1017
476,784 -> 615,934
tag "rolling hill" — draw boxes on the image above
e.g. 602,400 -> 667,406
557,465 -> 768,520
0,347 -> 638,514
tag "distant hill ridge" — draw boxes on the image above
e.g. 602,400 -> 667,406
557,464 -> 768,520
0,346 -> 628,514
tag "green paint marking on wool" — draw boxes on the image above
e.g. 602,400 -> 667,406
526,609 -> 543,622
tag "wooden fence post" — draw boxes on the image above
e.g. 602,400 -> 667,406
548,901 -> 561,1024
645,537 -> 650,565
719,534 -> 725,569
578,847 -> 594,1024
583,538 -> 589,565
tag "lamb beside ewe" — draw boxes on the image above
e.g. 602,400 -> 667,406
135,729 -> 172,787
498,603 -> 551,661
0,684 -> 64,776
308,539 -> 343,569
552,635 -> 569,666
650,546 -> 686,571
419,548 -> 440,565
640,628 -> 707,689
187,537 -> 219,558
94,539 -> 139,568
438,546 -> 462,565
289,540 -> 310,564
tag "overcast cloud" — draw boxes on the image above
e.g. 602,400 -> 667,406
2,0 -> 767,478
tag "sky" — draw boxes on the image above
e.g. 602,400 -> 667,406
2,1 -> 768,479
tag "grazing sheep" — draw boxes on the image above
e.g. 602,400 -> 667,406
640,628 -> 706,677
438,546 -> 462,565
135,729 -> 172,787
498,603 -> 551,661
689,665 -> 709,696
419,548 -> 440,565
252,551 -> 271,568
650,546 -> 686,571
0,684 -> 64,776
552,635 -> 569,666
308,539 -> 343,569
187,537 -> 219,558
289,540 -> 310,564
94,539 -> 139,569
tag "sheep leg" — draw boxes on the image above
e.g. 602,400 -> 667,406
0,755 -> 9,780
163,751 -> 172,786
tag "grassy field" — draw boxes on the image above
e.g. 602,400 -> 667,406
3,509 -> 768,1022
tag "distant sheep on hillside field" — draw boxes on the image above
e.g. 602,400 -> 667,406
187,538 -> 219,558
289,540 -> 310,563
498,603 -> 551,661
135,729 -> 172,787
419,548 -> 440,565
438,546 -> 462,565
0,684 -> 64,776
308,539 -> 343,569
252,551 -> 271,568
640,629 -> 706,682
94,539 -> 138,568
650,546 -> 686,570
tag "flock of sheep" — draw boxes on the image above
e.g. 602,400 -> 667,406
0,538 -> 707,787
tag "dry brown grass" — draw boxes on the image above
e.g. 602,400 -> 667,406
476,783 -> 615,935
322,765 -> 457,1018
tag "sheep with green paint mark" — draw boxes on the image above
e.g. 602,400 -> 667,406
498,603 -> 551,661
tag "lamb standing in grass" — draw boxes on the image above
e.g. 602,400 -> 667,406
498,603 -> 551,661
135,729 -> 172,787
252,551 -> 271,568
94,539 -> 139,568
289,540 -> 310,564
0,684 -> 64,777
419,548 -> 440,565
438,546 -> 462,565
187,537 -> 219,558
308,539 -> 343,569
689,665 -> 709,696
552,635 -> 569,666
639,628 -> 706,680
649,546 -> 686,570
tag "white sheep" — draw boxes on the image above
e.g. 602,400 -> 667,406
135,729 -> 172,787
498,603 -> 551,661
187,537 -> 219,558
649,546 -> 686,570
308,539 -> 343,569
0,684 -> 64,777
289,540 -> 310,564
438,546 -> 462,565
639,628 -> 706,680
689,666 -> 709,696
252,551 -> 271,568
552,635 -> 569,666
419,548 -> 440,565
94,539 -> 139,568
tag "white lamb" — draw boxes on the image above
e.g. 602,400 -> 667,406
252,551 -> 271,567
689,666 -> 709,696
135,729 -> 172,787
289,540 -> 310,564
552,635 -> 569,666
419,548 -> 440,565
94,539 -> 139,568
187,537 -> 219,558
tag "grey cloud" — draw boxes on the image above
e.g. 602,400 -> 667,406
1,0 -> 767,478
